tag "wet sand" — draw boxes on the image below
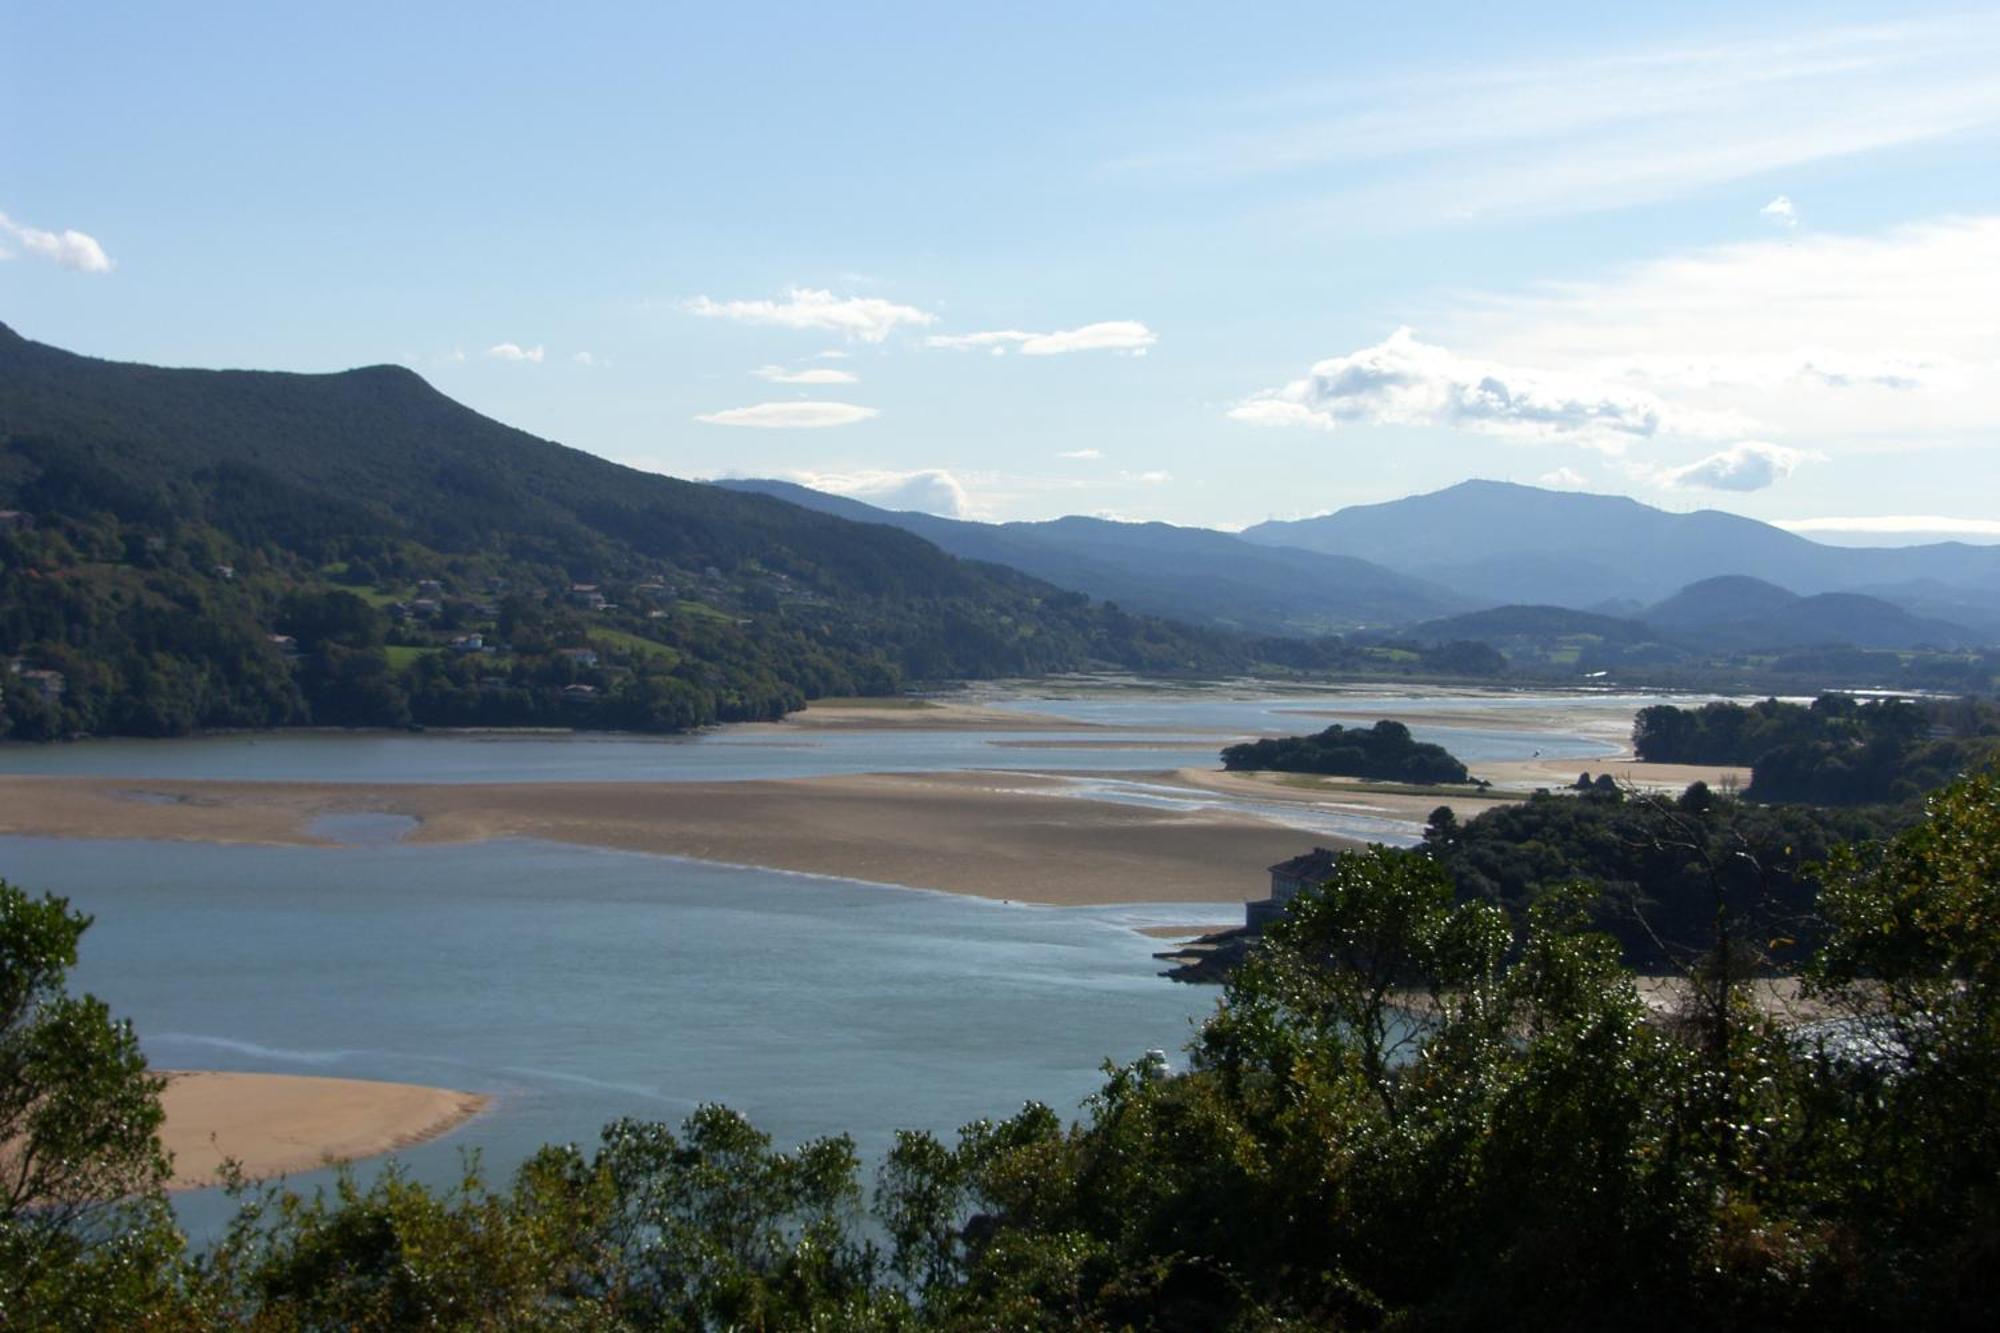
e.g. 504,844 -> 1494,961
158,1072 -> 486,1190
0,771 -> 1312,906
738,697 -> 1103,731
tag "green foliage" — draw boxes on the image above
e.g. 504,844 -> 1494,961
0,879 -> 184,1327
1221,718 -> 1471,783
1632,693 -> 2000,805
13,778 -> 2000,1326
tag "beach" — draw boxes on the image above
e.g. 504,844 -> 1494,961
158,1072 -> 486,1190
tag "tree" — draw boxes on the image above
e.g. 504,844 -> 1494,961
1,879 -> 182,1321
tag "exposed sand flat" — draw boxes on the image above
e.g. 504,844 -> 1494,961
1157,767 -> 1515,825
0,772 -> 1314,905
1476,756 -> 1752,795
158,1072 -> 486,1190
739,697 -> 1104,731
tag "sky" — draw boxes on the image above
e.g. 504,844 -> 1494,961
4,2 -> 1998,542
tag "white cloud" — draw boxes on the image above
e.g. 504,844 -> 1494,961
0,210 -> 114,272
485,342 -> 545,363
1228,327 -> 1731,450
791,468 -> 971,517
1773,514 -> 2000,538
1116,16 -> 2000,225
1656,441 -> 1820,491
1760,195 -> 1799,228
694,401 -> 879,429
686,288 -> 934,343
927,320 -> 1157,356
811,349 -> 851,360
1446,215 -> 2000,447
1539,466 -> 1589,489
755,365 -> 858,385
1127,470 -> 1173,484
572,351 -> 596,366
1056,448 -> 1103,460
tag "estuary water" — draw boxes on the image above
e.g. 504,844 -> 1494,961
0,688 -> 1660,1237
3,835 -> 1223,1238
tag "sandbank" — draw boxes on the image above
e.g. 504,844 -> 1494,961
1157,767 -> 1514,825
0,772 -> 1315,905
739,697 -> 1102,732
158,1072 -> 486,1190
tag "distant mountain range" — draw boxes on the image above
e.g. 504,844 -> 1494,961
720,478 -> 1995,652
715,478 -> 1469,635
1241,479 -> 2000,623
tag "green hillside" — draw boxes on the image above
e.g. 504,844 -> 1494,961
0,324 -> 1264,738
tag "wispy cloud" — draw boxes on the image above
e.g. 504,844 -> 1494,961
1760,195 -> 1799,228
1056,448 -> 1103,460
1115,17 -> 2000,225
572,351 -> 596,366
928,320 -> 1157,356
1443,215 -> 2000,447
0,210 -> 114,272
695,401 -> 879,429
755,365 -> 858,385
686,288 -> 934,343
1654,441 -> 1820,491
485,342 -> 544,363
1539,466 -> 1589,489
1774,514 -> 2000,537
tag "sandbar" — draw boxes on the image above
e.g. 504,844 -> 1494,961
738,697 -> 1102,732
158,1071 -> 486,1190
0,771 -> 1315,905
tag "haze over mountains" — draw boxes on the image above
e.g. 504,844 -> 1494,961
1242,480 -> 2000,626
716,478 -> 1468,636
721,478 -> 1996,651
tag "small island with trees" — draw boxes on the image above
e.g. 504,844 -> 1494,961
1220,718 -> 1472,784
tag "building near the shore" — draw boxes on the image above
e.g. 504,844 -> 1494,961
1246,846 -> 1342,929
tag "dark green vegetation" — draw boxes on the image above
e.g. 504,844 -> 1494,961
1221,719 -> 1471,784
718,477 -> 1470,635
10,771 -> 2000,1328
1633,693 -> 2000,805
0,324 -> 1342,740
1420,780 -> 1902,971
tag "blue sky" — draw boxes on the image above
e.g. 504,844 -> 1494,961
5,2 -> 1998,541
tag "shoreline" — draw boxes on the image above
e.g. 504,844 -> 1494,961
158,1072 -> 487,1190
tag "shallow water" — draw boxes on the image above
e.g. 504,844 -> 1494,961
0,835 -> 1224,1238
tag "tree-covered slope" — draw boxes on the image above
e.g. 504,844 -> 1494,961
716,477 -> 1469,633
0,324 -> 1267,737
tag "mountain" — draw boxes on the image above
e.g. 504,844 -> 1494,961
1642,576 -> 1975,650
1242,480 -> 2000,615
715,478 -> 1467,634
0,323 -> 1266,738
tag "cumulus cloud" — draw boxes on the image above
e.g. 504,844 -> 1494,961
686,288 -> 934,343
485,342 -> 545,363
791,468 -> 971,517
1056,448 -> 1103,460
1227,327 -> 1724,450
0,211 -> 114,272
754,365 -> 858,385
1539,466 -> 1589,489
1656,441 -> 1820,491
1446,215 -> 2000,447
694,401 -> 879,429
927,320 -> 1157,356
1760,195 -> 1799,228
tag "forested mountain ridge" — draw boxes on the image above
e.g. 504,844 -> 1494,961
0,324 -> 1280,738
715,477 -> 1468,633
